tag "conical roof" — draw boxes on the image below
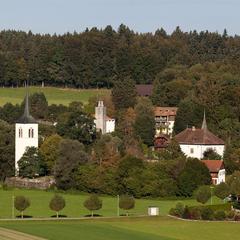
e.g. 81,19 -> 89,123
17,87 -> 37,124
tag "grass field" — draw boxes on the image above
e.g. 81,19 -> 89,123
0,87 -> 110,106
0,189 -> 222,219
0,216 -> 240,240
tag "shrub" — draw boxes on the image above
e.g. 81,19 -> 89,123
84,195 -> 102,217
119,195 -> 135,216
189,208 -> 201,220
175,202 -> 185,217
201,207 -> 214,220
49,194 -> 66,218
14,196 -> 30,219
214,183 -> 230,200
214,210 -> 226,220
195,185 -> 211,204
226,210 -> 235,220
169,208 -> 177,216
182,206 -> 191,219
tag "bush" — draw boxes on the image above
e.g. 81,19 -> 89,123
84,195 -> 102,217
175,202 -> 185,217
214,210 -> 226,220
195,185 -> 211,204
14,196 -> 30,219
189,208 -> 201,220
182,206 -> 191,219
214,182 -> 230,200
201,207 -> 214,220
49,194 -> 66,218
226,210 -> 235,220
169,208 -> 177,216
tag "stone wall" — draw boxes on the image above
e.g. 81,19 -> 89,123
5,176 -> 55,190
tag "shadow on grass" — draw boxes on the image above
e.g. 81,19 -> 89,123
16,215 -> 33,219
84,214 -> 102,217
50,215 -> 67,218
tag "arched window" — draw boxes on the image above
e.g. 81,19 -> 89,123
18,128 -> 23,138
28,128 -> 34,138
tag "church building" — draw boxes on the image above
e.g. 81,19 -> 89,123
15,91 -> 38,174
94,101 -> 115,134
174,112 -> 225,159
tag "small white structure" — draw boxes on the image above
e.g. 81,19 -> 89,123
148,206 -> 159,216
174,112 -> 225,159
15,92 -> 38,174
95,101 -> 115,134
202,160 -> 226,185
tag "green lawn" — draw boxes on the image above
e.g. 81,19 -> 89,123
0,87 -> 110,106
0,189 -> 222,218
0,216 -> 239,240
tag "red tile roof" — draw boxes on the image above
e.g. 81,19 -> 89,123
174,128 -> 225,145
202,160 -> 224,173
154,107 -> 178,116
136,84 -> 153,96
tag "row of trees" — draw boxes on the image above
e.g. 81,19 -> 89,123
14,194 -> 135,218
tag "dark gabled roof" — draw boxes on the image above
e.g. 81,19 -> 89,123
16,92 -> 37,124
174,128 -> 225,145
136,84 -> 153,96
202,160 -> 225,173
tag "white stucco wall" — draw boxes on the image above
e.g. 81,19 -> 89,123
106,119 -> 115,133
217,169 -> 226,184
15,123 -> 38,172
179,144 -> 225,159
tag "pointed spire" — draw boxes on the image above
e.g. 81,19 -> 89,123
201,109 -> 207,130
17,81 -> 36,124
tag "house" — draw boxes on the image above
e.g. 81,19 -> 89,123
154,107 -> 178,137
154,134 -> 170,150
174,113 -> 225,159
136,84 -> 153,97
202,160 -> 226,185
95,101 -> 115,134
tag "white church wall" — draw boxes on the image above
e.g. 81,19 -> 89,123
179,144 -> 225,159
15,123 -> 38,172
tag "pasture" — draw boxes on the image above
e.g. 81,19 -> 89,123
0,216 -> 239,240
0,188 -> 222,218
0,87 -> 110,106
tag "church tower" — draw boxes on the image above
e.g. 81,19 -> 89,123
95,101 -> 106,134
15,89 -> 38,174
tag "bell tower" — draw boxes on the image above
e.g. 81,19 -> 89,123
95,101 -> 106,134
15,87 -> 38,174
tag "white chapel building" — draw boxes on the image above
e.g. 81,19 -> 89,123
94,101 -> 115,134
15,92 -> 38,174
174,113 -> 225,159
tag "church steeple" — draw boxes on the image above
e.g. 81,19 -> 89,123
201,109 -> 207,130
17,82 -> 36,124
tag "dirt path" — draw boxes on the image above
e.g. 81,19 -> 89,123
0,227 -> 46,240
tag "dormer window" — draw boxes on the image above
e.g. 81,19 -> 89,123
29,128 -> 34,138
19,128 -> 23,138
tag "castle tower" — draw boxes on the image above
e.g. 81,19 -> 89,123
95,101 -> 106,134
15,89 -> 38,174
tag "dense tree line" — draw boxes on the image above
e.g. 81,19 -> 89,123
0,25 -> 240,88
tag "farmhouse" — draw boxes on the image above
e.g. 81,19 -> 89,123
15,91 -> 39,174
155,107 -> 178,137
95,101 -> 115,134
174,113 -> 225,159
202,160 -> 226,185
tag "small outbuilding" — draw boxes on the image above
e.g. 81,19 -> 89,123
148,206 -> 159,216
